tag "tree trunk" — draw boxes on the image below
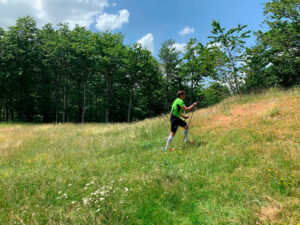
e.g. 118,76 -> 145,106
63,73 -> 66,123
2,106 -> 4,121
54,62 -> 59,124
5,106 -> 9,121
55,108 -> 58,124
166,72 -> 169,111
81,80 -> 86,123
225,47 -> 239,94
9,108 -> 14,122
127,88 -> 133,123
190,86 -> 194,105
105,69 -> 111,123
0,99 -> 2,122
190,72 -> 194,105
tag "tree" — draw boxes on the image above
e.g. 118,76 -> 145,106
70,26 -> 94,123
158,39 -> 181,111
0,27 -> 5,120
135,53 -> 164,119
97,32 -> 125,123
201,82 -> 230,107
241,44 -> 280,93
256,0 -> 300,87
123,44 -> 145,122
208,21 -> 251,94
180,38 -> 216,104
3,16 -> 40,121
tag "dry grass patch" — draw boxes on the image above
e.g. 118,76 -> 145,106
258,202 -> 282,224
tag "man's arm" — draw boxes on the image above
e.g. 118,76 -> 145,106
182,102 -> 198,112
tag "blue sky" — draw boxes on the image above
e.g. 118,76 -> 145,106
102,0 -> 269,56
0,0 -> 269,57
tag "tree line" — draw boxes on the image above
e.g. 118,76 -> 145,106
0,0 -> 298,123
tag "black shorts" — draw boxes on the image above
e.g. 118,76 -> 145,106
170,114 -> 186,133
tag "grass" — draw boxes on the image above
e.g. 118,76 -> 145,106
0,88 -> 300,224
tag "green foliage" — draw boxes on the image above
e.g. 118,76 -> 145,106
208,21 -> 251,94
158,39 -> 182,111
242,44 -> 280,93
201,82 -> 230,107
267,107 -> 280,117
255,0 -> 300,88
1,0 -> 299,124
0,17 -> 164,123
180,39 -> 217,105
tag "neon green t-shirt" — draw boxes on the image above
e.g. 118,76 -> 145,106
170,98 -> 185,118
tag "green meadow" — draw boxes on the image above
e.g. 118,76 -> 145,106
0,89 -> 299,225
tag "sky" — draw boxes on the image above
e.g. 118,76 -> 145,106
0,0 -> 270,57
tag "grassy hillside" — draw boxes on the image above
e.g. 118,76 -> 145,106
0,88 -> 299,225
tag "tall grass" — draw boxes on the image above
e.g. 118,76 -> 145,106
0,88 -> 299,224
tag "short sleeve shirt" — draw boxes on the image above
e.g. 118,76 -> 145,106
170,98 -> 185,118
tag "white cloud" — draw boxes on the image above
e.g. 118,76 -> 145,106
0,0 -> 130,30
112,3 -> 117,7
179,26 -> 195,36
95,9 -> 129,31
172,43 -> 187,52
137,33 -> 154,53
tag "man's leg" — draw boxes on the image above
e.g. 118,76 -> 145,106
184,125 -> 189,143
165,132 -> 176,150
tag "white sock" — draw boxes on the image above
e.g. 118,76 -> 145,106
165,135 -> 173,150
184,129 -> 188,143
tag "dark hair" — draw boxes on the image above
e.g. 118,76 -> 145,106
177,90 -> 185,98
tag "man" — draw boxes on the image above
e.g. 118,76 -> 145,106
165,90 -> 198,151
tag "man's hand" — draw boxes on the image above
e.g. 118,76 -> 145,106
193,101 -> 198,108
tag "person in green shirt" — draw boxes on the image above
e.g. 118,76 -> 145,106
165,90 -> 198,151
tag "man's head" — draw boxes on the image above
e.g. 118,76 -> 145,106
177,90 -> 186,100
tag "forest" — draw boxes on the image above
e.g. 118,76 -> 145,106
0,0 -> 299,123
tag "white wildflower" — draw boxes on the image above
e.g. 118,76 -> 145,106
99,198 -> 105,201
83,198 -> 89,205
125,187 -> 129,192
71,201 -> 76,204
68,184 -> 72,187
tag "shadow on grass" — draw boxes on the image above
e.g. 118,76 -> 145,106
194,139 -> 208,148
179,139 -> 208,150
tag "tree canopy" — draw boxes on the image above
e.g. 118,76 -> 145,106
0,0 -> 299,123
